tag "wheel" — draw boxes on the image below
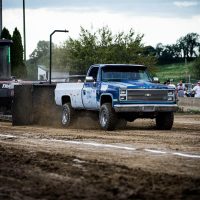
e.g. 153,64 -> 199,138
156,112 -> 174,130
99,103 -> 117,131
116,119 -> 127,129
61,103 -> 75,127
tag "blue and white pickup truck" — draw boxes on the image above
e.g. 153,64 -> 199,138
55,64 -> 178,130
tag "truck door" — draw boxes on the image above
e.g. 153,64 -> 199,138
82,66 -> 99,109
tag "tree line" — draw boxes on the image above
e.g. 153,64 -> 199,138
28,27 -> 200,76
153,32 -> 200,64
1,26 -> 200,79
28,26 -> 157,77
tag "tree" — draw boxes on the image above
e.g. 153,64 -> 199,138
65,27 -> 98,73
27,40 -> 50,79
11,28 -> 27,78
186,33 -> 200,57
155,43 -> 164,58
29,40 -> 50,66
64,26 -> 156,74
27,26 -> 157,77
28,40 -> 66,79
143,46 -> 156,56
171,44 -> 182,58
0,27 -> 11,40
178,33 -> 200,60
154,33 -> 200,65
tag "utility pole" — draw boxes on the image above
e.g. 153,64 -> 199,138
23,0 -> 26,61
0,0 -> 2,36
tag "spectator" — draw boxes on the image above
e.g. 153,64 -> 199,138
177,80 -> 185,97
166,79 -> 176,89
192,81 -> 200,98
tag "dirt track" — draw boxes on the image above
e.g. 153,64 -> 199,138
0,114 -> 200,199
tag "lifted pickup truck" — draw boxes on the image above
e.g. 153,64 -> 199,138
55,64 -> 178,130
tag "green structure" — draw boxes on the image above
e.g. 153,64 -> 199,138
0,39 -> 12,79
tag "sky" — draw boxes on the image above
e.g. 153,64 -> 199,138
2,0 -> 200,59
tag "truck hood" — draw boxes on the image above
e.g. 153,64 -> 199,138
105,80 -> 172,90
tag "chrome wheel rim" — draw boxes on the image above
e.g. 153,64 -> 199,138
100,110 -> 107,127
62,109 -> 68,125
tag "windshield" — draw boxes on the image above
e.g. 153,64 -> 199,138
101,66 -> 152,82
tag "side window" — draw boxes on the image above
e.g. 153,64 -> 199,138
88,67 -> 98,81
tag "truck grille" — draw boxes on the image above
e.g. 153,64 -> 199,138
127,89 -> 168,101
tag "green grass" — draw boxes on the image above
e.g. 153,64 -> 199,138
155,62 -> 195,84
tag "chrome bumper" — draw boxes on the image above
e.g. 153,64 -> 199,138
114,104 -> 178,112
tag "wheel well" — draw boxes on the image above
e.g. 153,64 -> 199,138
62,96 -> 71,105
100,95 -> 112,106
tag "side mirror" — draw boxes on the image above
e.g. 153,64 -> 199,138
153,77 -> 159,83
85,76 -> 94,82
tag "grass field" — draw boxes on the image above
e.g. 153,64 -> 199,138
155,62 -> 196,84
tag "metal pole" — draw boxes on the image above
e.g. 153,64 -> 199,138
49,34 -> 52,84
0,0 -> 2,36
49,30 -> 68,84
23,0 -> 26,61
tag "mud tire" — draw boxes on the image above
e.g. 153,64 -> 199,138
156,112 -> 174,130
61,103 -> 75,127
99,103 -> 117,131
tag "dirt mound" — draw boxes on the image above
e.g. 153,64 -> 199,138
1,114 -> 200,199
1,145 -> 200,200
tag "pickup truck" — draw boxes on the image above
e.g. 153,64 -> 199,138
55,64 -> 178,131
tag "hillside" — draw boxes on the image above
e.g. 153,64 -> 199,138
155,62 -> 195,84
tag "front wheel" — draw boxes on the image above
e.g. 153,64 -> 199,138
99,103 -> 117,131
61,103 -> 74,127
156,112 -> 174,130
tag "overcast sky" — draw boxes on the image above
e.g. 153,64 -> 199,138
2,0 -> 200,59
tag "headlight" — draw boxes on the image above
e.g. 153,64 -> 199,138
120,90 -> 127,95
168,91 -> 174,96
168,96 -> 173,101
120,96 -> 126,100
168,90 -> 174,101
119,89 -> 127,101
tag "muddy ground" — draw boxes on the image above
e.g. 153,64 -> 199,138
0,114 -> 200,200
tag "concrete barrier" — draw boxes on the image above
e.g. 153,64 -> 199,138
12,84 -> 61,126
178,97 -> 200,112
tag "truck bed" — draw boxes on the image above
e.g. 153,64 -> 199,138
55,83 -> 84,108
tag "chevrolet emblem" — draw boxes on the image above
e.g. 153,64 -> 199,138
145,93 -> 151,97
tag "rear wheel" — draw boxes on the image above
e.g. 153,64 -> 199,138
99,103 -> 117,131
62,103 -> 75,127
156,112 -> 174,130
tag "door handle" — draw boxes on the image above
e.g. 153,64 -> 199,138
83,90 -> 86,95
